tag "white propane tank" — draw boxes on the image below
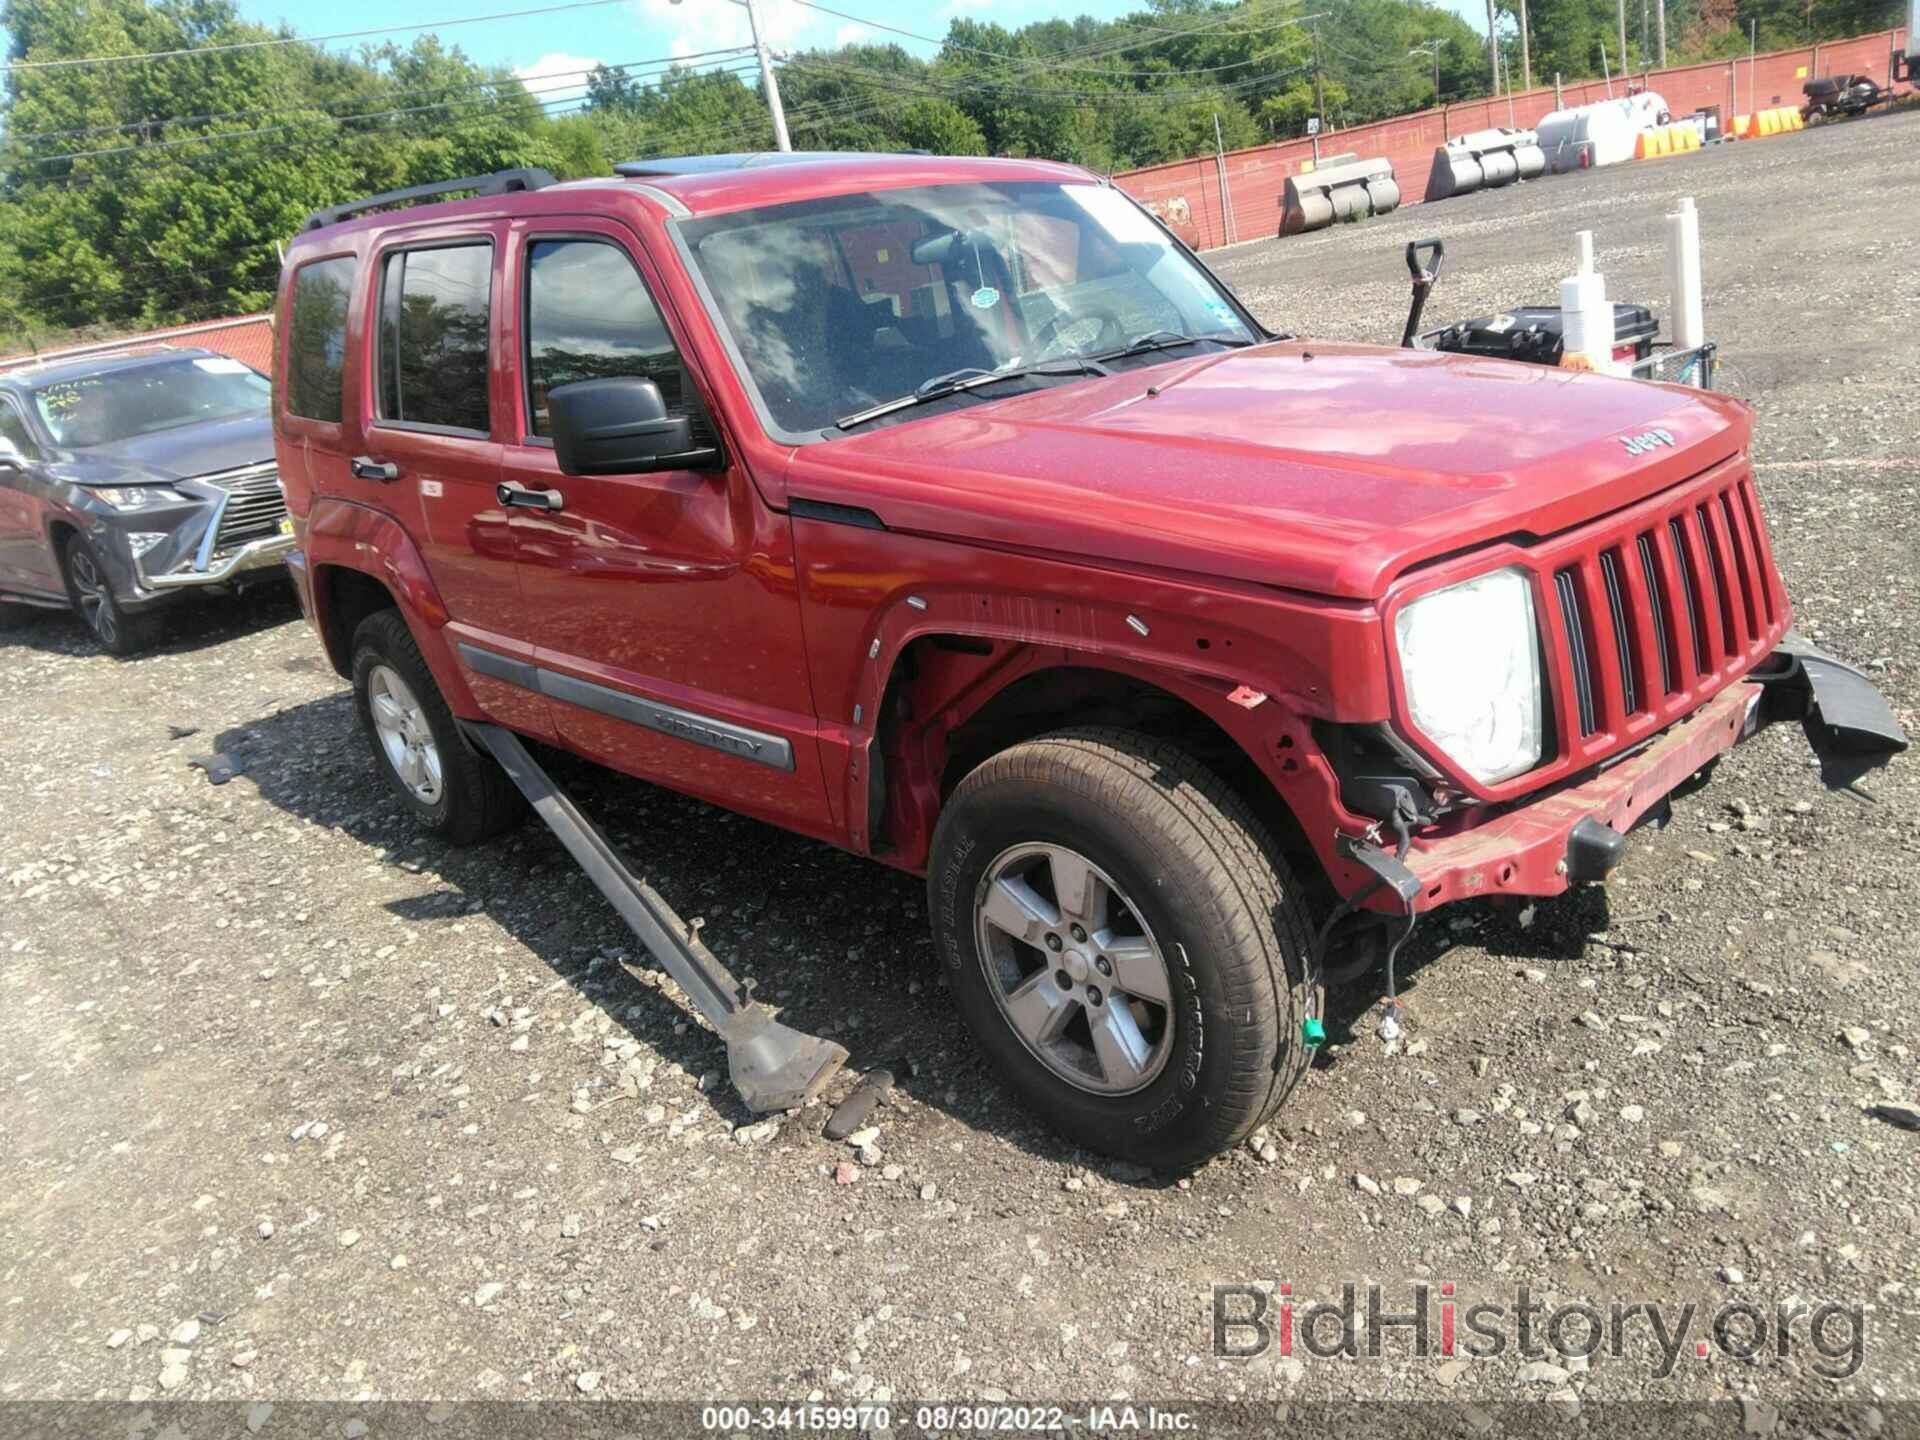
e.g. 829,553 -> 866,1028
1559,231 -> 1616,372
1666,196 -> 1704,350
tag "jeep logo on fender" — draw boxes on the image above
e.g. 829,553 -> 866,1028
1620,428 -> 1676,456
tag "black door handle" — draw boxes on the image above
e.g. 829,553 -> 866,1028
496,481 -> 564,512
351,456 -> 400,482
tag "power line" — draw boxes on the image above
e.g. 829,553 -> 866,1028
784,52 -> 1313,104
13,58 -> 765,166
3,0 -> 656,73
7,47 -> 756,146
786,0 -> 1316,74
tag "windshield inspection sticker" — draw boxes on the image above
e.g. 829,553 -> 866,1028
1203,299 -> 1238,329
971,286 -> 1000,310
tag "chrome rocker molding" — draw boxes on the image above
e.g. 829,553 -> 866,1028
455,643 -> 796,772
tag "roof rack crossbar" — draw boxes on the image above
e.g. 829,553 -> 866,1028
302,168 -> 557,232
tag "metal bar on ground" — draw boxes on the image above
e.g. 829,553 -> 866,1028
464,722 -> 847,1113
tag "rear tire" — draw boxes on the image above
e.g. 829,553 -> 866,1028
350,609 -> 522,845
60,533 -> 158,656
928,727 -> 1319,1170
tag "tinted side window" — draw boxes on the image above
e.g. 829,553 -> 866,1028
285,256 -> 356,422
378,244 -> 493,433
524,240 -> 681,437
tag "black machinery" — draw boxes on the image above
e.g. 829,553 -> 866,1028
1398,238 -> 1717,389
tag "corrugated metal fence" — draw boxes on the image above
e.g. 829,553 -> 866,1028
1115,26 -> 1910,250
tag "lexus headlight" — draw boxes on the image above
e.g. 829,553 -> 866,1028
84,485 -> 188,510
1393,565 -> 1544,785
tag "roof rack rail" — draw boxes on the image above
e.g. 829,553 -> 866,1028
302,168 -> 557,232
612,150 -> 930,178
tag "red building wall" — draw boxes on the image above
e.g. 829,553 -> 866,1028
1116,27 -> 1910,251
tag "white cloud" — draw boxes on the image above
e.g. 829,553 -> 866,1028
512,51 -> 609,90
833,22 -> 868,46
635,0 -> 865,61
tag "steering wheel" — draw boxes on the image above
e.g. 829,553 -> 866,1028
1031,305 -> 1125,360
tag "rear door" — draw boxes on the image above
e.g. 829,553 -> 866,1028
358,227 -> 552,739
491,218 -> 829,834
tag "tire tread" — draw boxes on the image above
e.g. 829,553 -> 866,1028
944,726 -> 1316,1164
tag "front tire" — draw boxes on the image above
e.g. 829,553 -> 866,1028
60,533 -> 157,656
928,728 -> 1318,1170
350,609 -> 522,845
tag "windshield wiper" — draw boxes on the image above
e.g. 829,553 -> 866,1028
1091,329 -> 1257,364
835,358 -> 1110,431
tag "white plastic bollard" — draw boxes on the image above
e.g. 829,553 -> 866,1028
1666,196 -> 1705,351
1560,230 -> 1616,372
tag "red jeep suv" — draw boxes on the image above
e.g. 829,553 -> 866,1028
273,153 -> 1902,1168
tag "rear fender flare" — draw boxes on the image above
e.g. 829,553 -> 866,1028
304,497 -> 478,716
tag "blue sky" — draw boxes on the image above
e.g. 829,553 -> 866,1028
226,0 -> 1487,108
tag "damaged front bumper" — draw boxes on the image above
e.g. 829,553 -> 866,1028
1370,632 -> 1906,913
139,531 -> 295,589
124,462 -> 293,598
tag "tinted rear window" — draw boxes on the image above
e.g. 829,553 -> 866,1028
285,256 -> 357,422
377,244 -> 493,433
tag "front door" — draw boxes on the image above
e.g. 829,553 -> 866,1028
358,229 -> 552,739
493,220 -> 829,835
0,396 -> 51,591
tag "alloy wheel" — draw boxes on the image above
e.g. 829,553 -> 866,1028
367,664 -> 444,804
68,545 -> 117,646
973,842 -> 1176,1095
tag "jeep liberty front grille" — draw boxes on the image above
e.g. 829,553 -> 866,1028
1545,468 -> 1784,751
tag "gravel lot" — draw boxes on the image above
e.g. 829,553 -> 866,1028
3,109 -> 1916,1419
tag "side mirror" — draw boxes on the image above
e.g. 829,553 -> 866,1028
547,377 -> 723,477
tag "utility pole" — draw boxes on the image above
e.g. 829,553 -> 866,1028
672,0 -> 790,150
1655,0 -> 1666,67
747,0 -> 791,151
1409,39 -> 1445,105
1518,0 -> 1532,89
1641,0 -> 1650,70
1750,18 -> 1758,109
1486,0 -> 1500,94
1617,0 -> 1629,86
1312,24 -> 1327,131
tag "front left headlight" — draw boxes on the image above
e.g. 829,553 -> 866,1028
84,485 -> 189,511
1393,565 -> 1544,785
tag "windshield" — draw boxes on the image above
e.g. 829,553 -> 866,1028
31,356 -> 269,448
679,180 -> 1257,437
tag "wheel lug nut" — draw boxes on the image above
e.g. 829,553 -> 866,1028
1069,923 -> 1087,943
1044,933 -> 1063,952
1055,969 -> 1072,990
1095,956 -> 1112,976
1086,986 -> 1104,1007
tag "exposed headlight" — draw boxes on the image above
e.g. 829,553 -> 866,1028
1393,565 -> 1544,785
84,485 -> 189,510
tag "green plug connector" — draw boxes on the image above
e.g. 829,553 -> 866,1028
1302,1016 -> 1327,1048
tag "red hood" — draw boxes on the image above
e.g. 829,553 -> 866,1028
781,341 -> 1752,600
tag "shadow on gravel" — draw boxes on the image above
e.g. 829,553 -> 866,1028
214,692 -> 1113,1176
1316,885 -> 1614,1047
0,582 -> 301,659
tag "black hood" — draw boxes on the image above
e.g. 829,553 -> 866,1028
77,413 -> 274,481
